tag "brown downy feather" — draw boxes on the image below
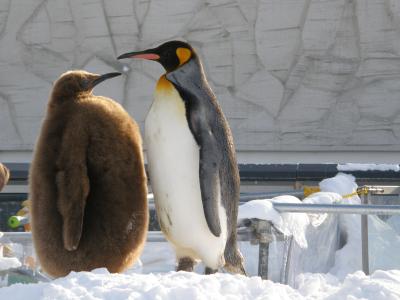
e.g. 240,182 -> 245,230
30,70 -> 148,277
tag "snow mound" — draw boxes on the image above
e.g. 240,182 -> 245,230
303,192 -> 342,205
238,196 -> 309,248
0,256 -> 21,271
0,235 -> 22,271
238,200 -> 280,225
0,270 -> 300,300
1,269 -> 400,300
272,196 -> 310,249
387,216 -> 400,235
319,173 -> 358,201
238,173 -> 359,250
315,173 -> 400,279
303,192 -> 342,227
296,270 -> 400,300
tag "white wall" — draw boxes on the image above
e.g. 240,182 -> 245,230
1,0 -> 400,163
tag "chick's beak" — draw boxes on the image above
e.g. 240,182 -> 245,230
92,72 -> 122,88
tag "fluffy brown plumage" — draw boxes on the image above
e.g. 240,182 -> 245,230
30,70 -> 148,278
0,163 -> 10,191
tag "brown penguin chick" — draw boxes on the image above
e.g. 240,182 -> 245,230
30,70 -> 148,278
0,163 -> 10,191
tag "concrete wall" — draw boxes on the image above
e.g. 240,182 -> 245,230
1,0 -> 400,163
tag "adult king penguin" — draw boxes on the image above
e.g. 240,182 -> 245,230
30,70 -> 148,277
118,41 -> 245,274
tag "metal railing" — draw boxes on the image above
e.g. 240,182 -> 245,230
272,203 -> 400,215
272,186 -> 400,276
2,185 -> 400,281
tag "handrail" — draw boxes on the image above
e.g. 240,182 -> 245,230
273,203 -> 400,215
3,185 -> 400,281
2,227 -> 258,244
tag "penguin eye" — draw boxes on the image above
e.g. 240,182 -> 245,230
165,49 -> 174,61
160,49 -> 180,72
81,78 -> 90,90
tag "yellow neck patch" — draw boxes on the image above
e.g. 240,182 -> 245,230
156,74 -> 173,93
176,47 -> 191,66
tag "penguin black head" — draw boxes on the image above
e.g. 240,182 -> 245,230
117,41 -> 195,73
51,70 -> 121,101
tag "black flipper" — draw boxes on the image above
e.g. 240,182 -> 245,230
167,59 -> 222,237
198,129 -> 222,237
55,123 -> 90,251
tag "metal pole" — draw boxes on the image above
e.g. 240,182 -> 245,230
258,240 -> 269,280
3,230 -> 258,243
361,193 -> 370,275
253,220 -> 271,280
280,235 -> 293,284
272,203 -> 400,215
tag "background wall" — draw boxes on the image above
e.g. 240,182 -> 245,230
1,0 -> 400,163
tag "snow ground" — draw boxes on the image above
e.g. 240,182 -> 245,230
1,269 -> 400,300
1,173 -> 400,299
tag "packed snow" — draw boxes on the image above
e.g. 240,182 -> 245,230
0,233 -> 21,271
238,195 -> 309,248
337,163 -> 400,172
0,254 -> 20,272
1,269 -> 400,299
1,173 -> 400,299
319,172 -> 359,197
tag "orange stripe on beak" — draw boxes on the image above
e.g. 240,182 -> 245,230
131,53 -> 160,60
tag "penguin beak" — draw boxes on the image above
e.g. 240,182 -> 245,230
117,50 -> 160,61
91,72 -> 122,88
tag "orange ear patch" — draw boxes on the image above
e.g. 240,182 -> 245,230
176,48 -> 191,66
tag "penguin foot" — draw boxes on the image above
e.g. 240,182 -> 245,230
224,249 -> 247,275
224,262 -> 247,276
224,238 -> 247,275
204,267 -> 217,275
177,257 -> 195,272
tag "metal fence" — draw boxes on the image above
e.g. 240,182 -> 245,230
271,186 -> 400,277
2,185 -> 400,282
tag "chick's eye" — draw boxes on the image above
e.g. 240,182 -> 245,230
81,78 -> 90,89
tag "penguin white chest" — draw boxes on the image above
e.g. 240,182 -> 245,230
144,76 -> 227,269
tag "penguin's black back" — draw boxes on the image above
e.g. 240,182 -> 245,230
166,56 -> 240,239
